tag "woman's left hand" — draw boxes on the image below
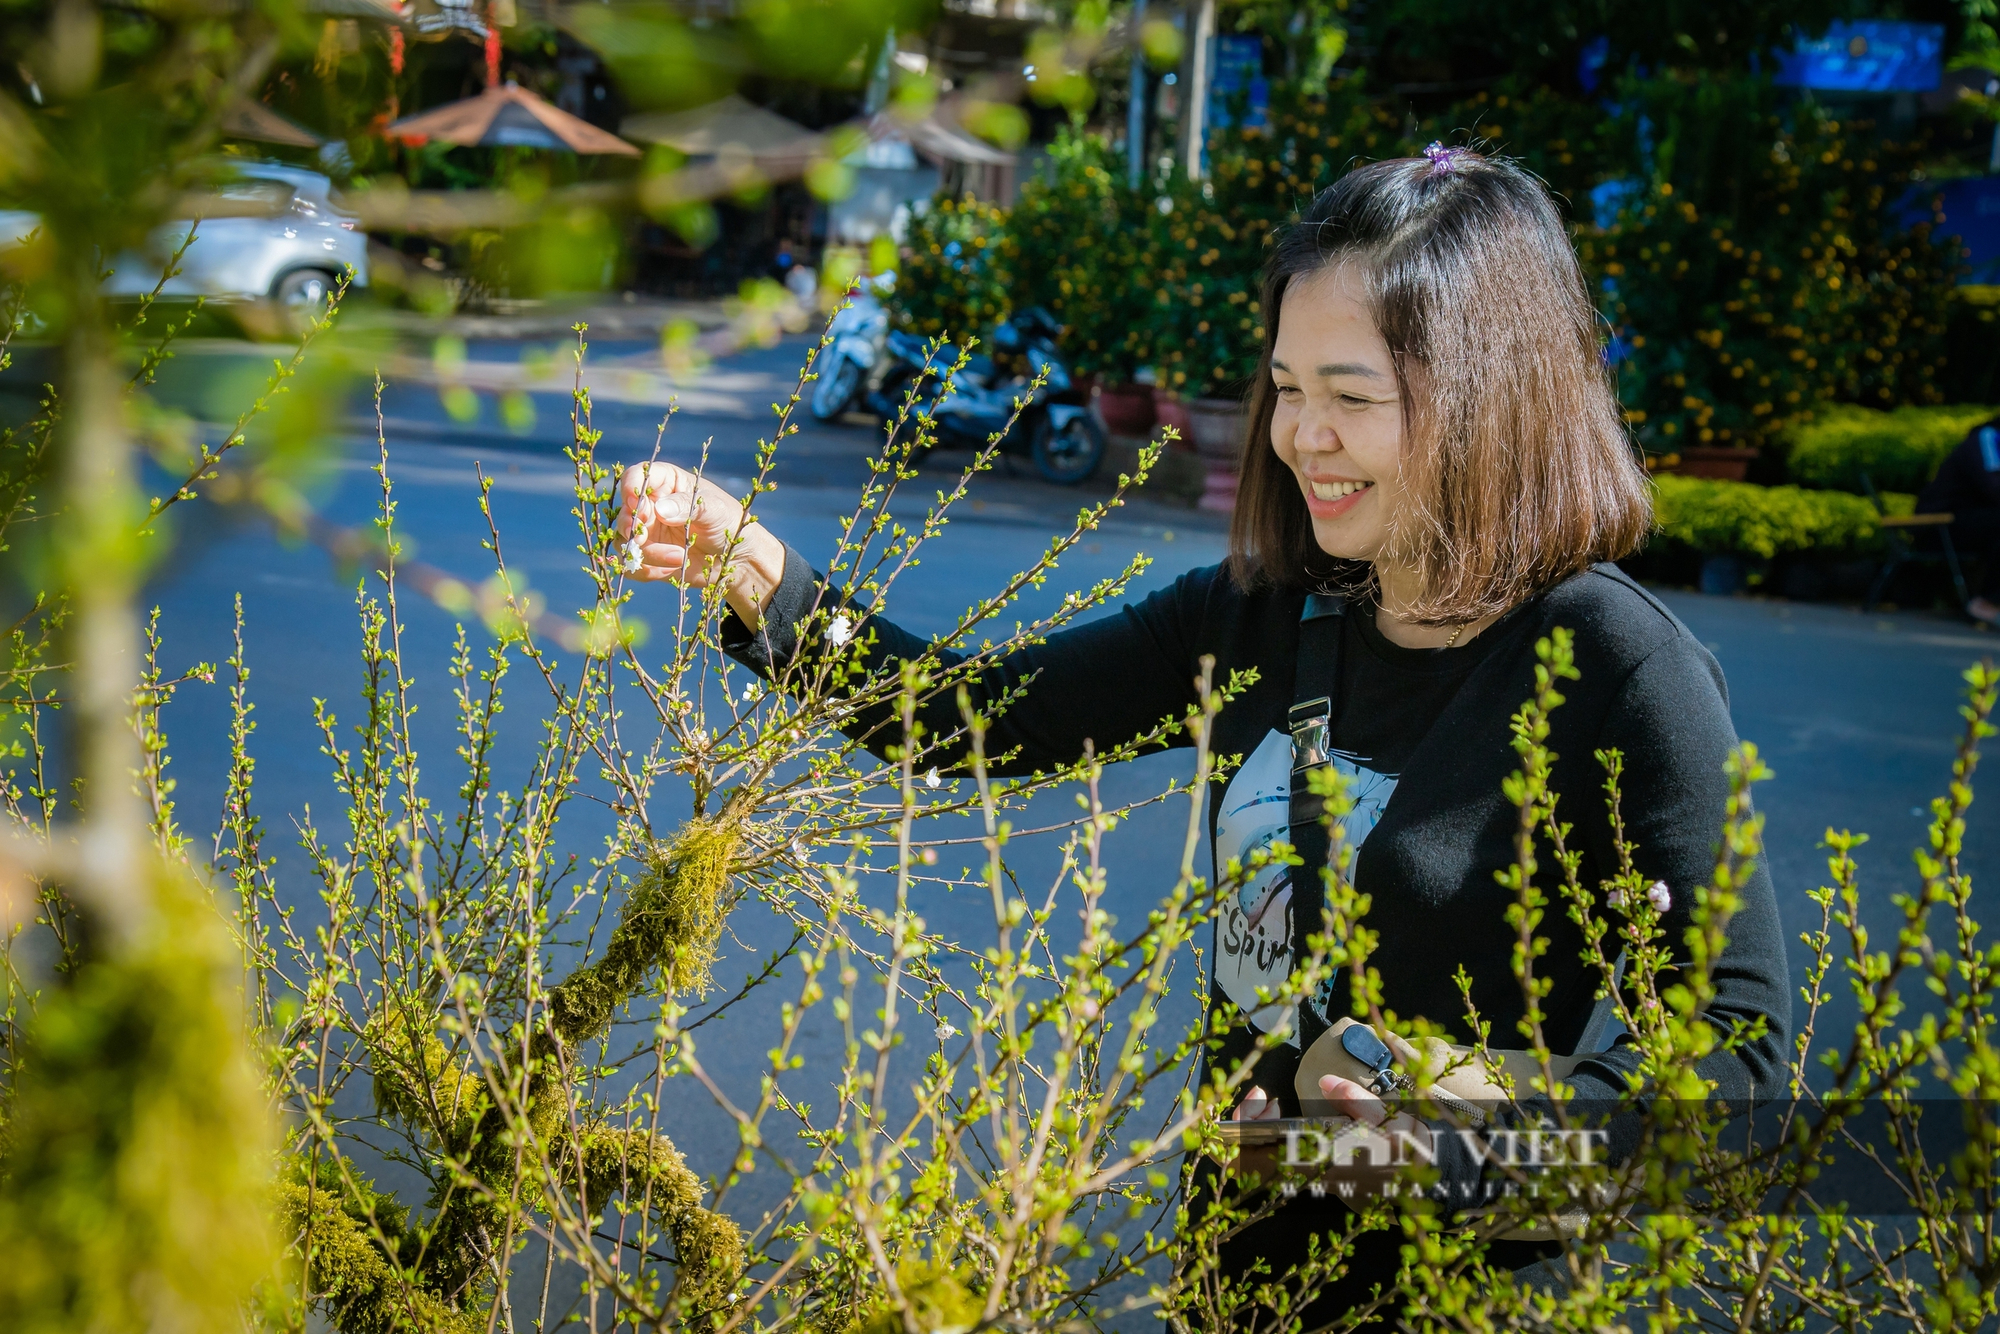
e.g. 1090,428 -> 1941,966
1232,1085 -> 1282,1122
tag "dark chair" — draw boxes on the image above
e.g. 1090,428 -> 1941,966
1862,471 -> 1968,611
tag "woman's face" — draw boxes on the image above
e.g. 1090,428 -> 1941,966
1268,265 -> 1405,563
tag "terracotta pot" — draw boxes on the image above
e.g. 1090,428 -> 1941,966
1095,382 -> 1156,437
1186,396 -> 1248,462
1666,446 -> 1760,482
1152,389 -> 1195,448
1198,465 -> 1240,515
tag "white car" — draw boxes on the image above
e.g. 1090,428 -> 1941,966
1,162 -> 367,319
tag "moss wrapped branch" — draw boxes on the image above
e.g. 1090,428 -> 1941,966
848,1258 -> 987,1334
277,1172 -> 483,1334
581,1125 -> 746,1307
353,1016 -> 748,1323
367,1011 -> 490,1157
547,812 -> 746,1047
329,812 -> 753,1331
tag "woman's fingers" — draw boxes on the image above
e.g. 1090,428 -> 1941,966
617,461 -> 746,557
1318,1074 -> 1388,1126
619,462 -> 716,553
1233,1085 -> 1282,1122
632,542 -> 693,579
619,461 -> 689,537
1318,1075 -> 1432,1163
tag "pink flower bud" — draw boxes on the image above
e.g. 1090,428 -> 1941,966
1646,881 -> 1671,913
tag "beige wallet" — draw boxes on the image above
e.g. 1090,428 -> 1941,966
1218,1018 -> 1596,1241
1294,1016 -> 1581,1121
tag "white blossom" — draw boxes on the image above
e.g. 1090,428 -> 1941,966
924,767 -> 940,789
742,680 -> 760,702
936,1019 -> 958,1041
620,532 -> 646,574
1646,880 -> 1672,913
827,612 -> 854,645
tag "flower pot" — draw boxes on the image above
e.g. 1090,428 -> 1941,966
1095,382 -> 1156,437
1152,390 -> 1195,449
1197,465 -> 1240,515
1667,447 -> 1760,482
1186,396 -> 1248,463
1699,554 -> 1746,596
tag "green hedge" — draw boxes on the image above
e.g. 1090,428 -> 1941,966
1650,473 -> 1902,558
1781,403 -> 1997,494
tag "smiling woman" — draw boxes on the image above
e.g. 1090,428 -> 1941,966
1197,148 -> 1784,1325
617,146 -> 1790,1328
1234,149 -> 1654,639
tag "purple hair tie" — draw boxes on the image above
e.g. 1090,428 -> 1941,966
1422,141 -> 1460,175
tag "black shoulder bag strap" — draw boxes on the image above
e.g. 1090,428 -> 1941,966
1287,591 -> 1346,1062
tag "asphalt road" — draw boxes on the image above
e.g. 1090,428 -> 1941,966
145,332 -> 1232,1261
127,332 -> 2000,1307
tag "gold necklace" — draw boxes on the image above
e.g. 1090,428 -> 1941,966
1442,621 -> 1467,649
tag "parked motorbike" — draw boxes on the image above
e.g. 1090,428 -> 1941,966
808,284 -> 890,421
860,306 -> 1106,486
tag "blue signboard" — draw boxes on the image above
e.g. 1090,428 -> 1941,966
1208,34 -> 1269,131
1774,20 -> 1942,93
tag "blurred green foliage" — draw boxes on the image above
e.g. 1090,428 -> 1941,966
1343,0 -> 1853,84
1780,402 -> 1998,493
0,868 -> 274,1334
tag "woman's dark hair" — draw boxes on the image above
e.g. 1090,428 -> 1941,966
1226,147 -> 1652,621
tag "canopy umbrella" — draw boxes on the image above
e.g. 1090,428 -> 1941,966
218,0 -> 407,18
305,0 -> 409,21
865,108 -> 1014,168
621,94 -> 822,175
387,83 -> 639,155
219,99 -> 323,149
861,107 -> 1015,202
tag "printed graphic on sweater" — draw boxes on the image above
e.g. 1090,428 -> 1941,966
1213,728 -> 1400,1043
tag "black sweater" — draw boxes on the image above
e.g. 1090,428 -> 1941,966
1917,416 -> 2000,513
724,549 -> 1792,1140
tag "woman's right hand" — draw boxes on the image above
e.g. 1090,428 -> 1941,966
617,461 -> 787,629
